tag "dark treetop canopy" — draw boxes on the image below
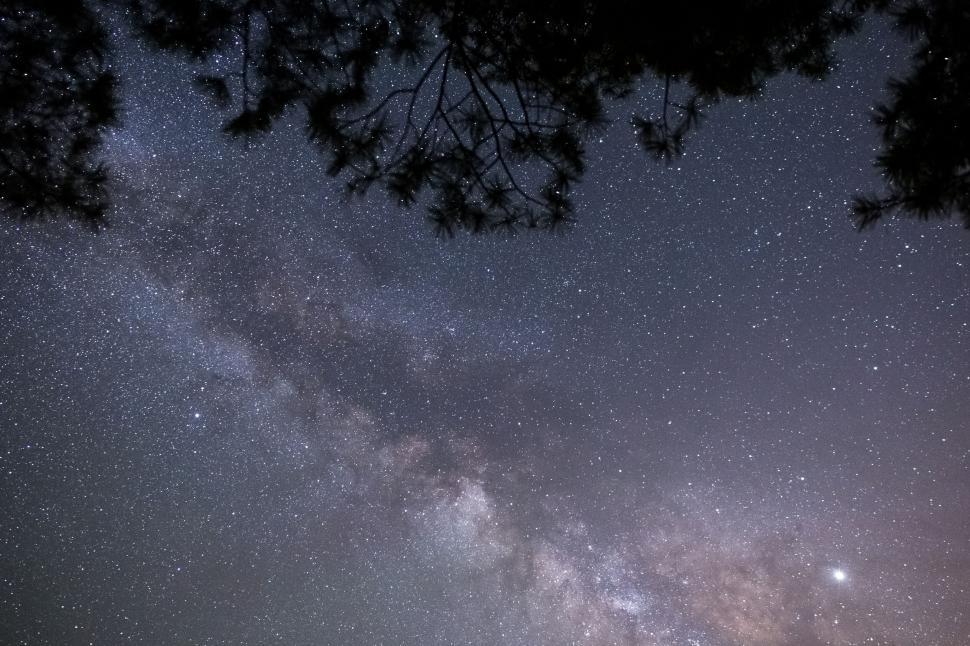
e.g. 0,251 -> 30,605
1,0 -> 968,232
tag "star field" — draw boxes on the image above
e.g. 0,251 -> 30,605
1,20 -> 969,646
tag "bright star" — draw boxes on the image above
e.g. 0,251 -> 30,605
832,568 -> 847,582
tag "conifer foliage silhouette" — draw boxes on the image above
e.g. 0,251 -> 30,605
1,1 -> 119,224
1,0 -> 967,232
851,0 -> 970,228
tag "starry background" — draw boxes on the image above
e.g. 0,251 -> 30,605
2,17 -> 969,646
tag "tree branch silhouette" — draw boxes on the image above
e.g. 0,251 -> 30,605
0,0 -> 119,224
2,0 -> 967,233
852,0 -> 970,229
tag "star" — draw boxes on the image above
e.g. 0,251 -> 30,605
832,568 -> 847,582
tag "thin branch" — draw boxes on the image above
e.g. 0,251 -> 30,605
241,8 -> 252,111
344,44 -> 450,127
661,73 -> 671,133
460,58 -> 544,208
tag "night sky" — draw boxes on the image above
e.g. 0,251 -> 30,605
2,18 -> 969,646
